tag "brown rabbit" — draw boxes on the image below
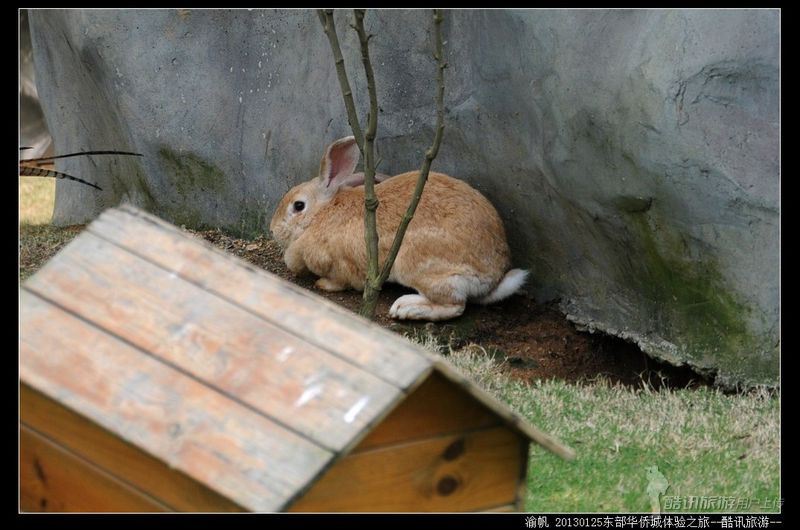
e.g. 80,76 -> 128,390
270,136 -> 528,321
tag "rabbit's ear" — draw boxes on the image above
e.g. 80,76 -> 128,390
318,136 -> 360,195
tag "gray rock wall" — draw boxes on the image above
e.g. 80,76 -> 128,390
29,9 -> 779,387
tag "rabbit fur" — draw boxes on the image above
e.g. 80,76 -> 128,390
270,136 -> 528,321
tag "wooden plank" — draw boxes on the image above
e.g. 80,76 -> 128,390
86,206 -> 431,389
288,426 -> 524,512
354,372 -> 500,452
20,290 -> 332,512
20,384 -> 243,512
20,426 -> 170,512
24,232 -> 401,453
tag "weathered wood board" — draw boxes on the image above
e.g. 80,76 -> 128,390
25,232 -> 400,453
87,206 -> 432,390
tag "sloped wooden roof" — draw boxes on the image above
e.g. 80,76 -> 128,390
20,205 -> 573,512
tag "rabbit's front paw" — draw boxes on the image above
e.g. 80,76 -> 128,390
388,294 -> 465,321
315,277 -> 348,292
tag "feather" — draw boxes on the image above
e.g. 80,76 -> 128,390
20,150 -> 142,163
19,165 -> 103,191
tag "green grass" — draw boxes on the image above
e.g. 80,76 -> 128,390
415,338 -> 780,513
19,178 -> 83,281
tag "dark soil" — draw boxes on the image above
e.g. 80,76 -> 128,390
192,228 -> 710,391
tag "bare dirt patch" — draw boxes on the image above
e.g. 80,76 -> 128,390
191,228 -> 710,390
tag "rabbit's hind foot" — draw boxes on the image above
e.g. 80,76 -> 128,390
388,294 -> 465,321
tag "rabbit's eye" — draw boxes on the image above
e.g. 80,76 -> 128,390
293,200 -> 306,212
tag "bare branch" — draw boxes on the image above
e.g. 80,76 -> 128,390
316,9 -> 364,153
377,8 -> 446,285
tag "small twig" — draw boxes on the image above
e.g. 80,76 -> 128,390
377,8 -> 446,285
317,9 -> 364,153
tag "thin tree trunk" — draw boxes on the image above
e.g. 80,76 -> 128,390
376,9 -> 446,288
352,10 -> 382,319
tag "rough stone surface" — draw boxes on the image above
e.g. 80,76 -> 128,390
29,9 -> 779,387
20,10 -> 53,158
